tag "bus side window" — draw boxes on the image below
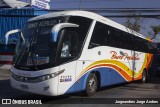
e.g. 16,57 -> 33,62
125,34 -> 134,50
60,29 -> 78,63
147,41 -> 157,53
121,32 -> 128,49
110,29 -> 121,48
68,16 -> 93,56
89,22 -> 110,49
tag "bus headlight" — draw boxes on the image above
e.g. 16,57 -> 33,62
39,70 -> 65,81
39,73 -> 57,81
10,69 -> 65,83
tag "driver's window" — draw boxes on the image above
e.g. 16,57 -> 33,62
61,40 -> 71,58
60,29 -> 78,63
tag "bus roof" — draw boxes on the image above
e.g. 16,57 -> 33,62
29,10 -> 146,40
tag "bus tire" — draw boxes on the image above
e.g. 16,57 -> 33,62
85,73 -> 98,96
141,70 -> 147,83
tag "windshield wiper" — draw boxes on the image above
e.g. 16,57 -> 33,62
30,32 -> 38,71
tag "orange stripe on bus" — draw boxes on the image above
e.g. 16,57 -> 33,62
82,64 -> 132,81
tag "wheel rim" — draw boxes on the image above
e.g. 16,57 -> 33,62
88,75 -> 96,92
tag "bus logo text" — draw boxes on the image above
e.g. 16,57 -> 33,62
110,51 -> 140,60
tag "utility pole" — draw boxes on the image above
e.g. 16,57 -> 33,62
79,0 -> 82,10
30,0 -> 32,8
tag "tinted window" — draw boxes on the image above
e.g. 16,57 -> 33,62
147,41 -> 157,53
88,21 -> 154,54
89,22 -> 110,48
58,16 -> 92,64
69,16 -> 92,52
60,29 -> 78,64
109,26 -> 135,50
110,29 -> 123,48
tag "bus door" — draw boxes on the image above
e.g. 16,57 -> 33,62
57,28 -> 79,95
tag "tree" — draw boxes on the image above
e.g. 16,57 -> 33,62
148,25 -> 160,42
123,13 -> 143,32
147,25 -> 160,39
151,25 -> 160,38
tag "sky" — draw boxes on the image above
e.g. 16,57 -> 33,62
21,0 -> 160,38
52,0 -> 160,9
22,0 -> 160,9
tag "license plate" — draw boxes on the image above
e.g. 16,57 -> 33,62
27,57 -> 49,66
21,84 -> 28,90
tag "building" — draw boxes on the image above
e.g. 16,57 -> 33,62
0,0 -> 48,69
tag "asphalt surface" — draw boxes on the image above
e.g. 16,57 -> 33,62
0,69 -> 160,107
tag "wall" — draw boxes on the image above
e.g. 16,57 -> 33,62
0,8 -> 48,69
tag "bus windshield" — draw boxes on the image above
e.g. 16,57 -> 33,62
14,17 -> 68,71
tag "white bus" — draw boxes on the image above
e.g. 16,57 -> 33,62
5,10 -> 156,96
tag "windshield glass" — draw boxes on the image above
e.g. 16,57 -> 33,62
14,17 -> 68,71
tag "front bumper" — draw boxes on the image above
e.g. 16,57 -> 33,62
10,76 -> 59,96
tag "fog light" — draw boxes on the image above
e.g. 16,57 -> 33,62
44,86 -> 49,91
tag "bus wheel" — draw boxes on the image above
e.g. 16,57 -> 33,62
141,70 -> 147,83
85,73 -> 98,96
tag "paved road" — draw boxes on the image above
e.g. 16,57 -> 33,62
0,69 -> 160,107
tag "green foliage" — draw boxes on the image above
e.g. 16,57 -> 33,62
149,25 -> 160,39
124,13 -> 143,32
151,25 -> 160,35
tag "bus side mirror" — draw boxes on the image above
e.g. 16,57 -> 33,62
51,23 -> 79,42
5,29 -> 22,45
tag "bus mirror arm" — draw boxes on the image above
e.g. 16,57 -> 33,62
5,29 -> 22,45
51,23 -> 79,34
